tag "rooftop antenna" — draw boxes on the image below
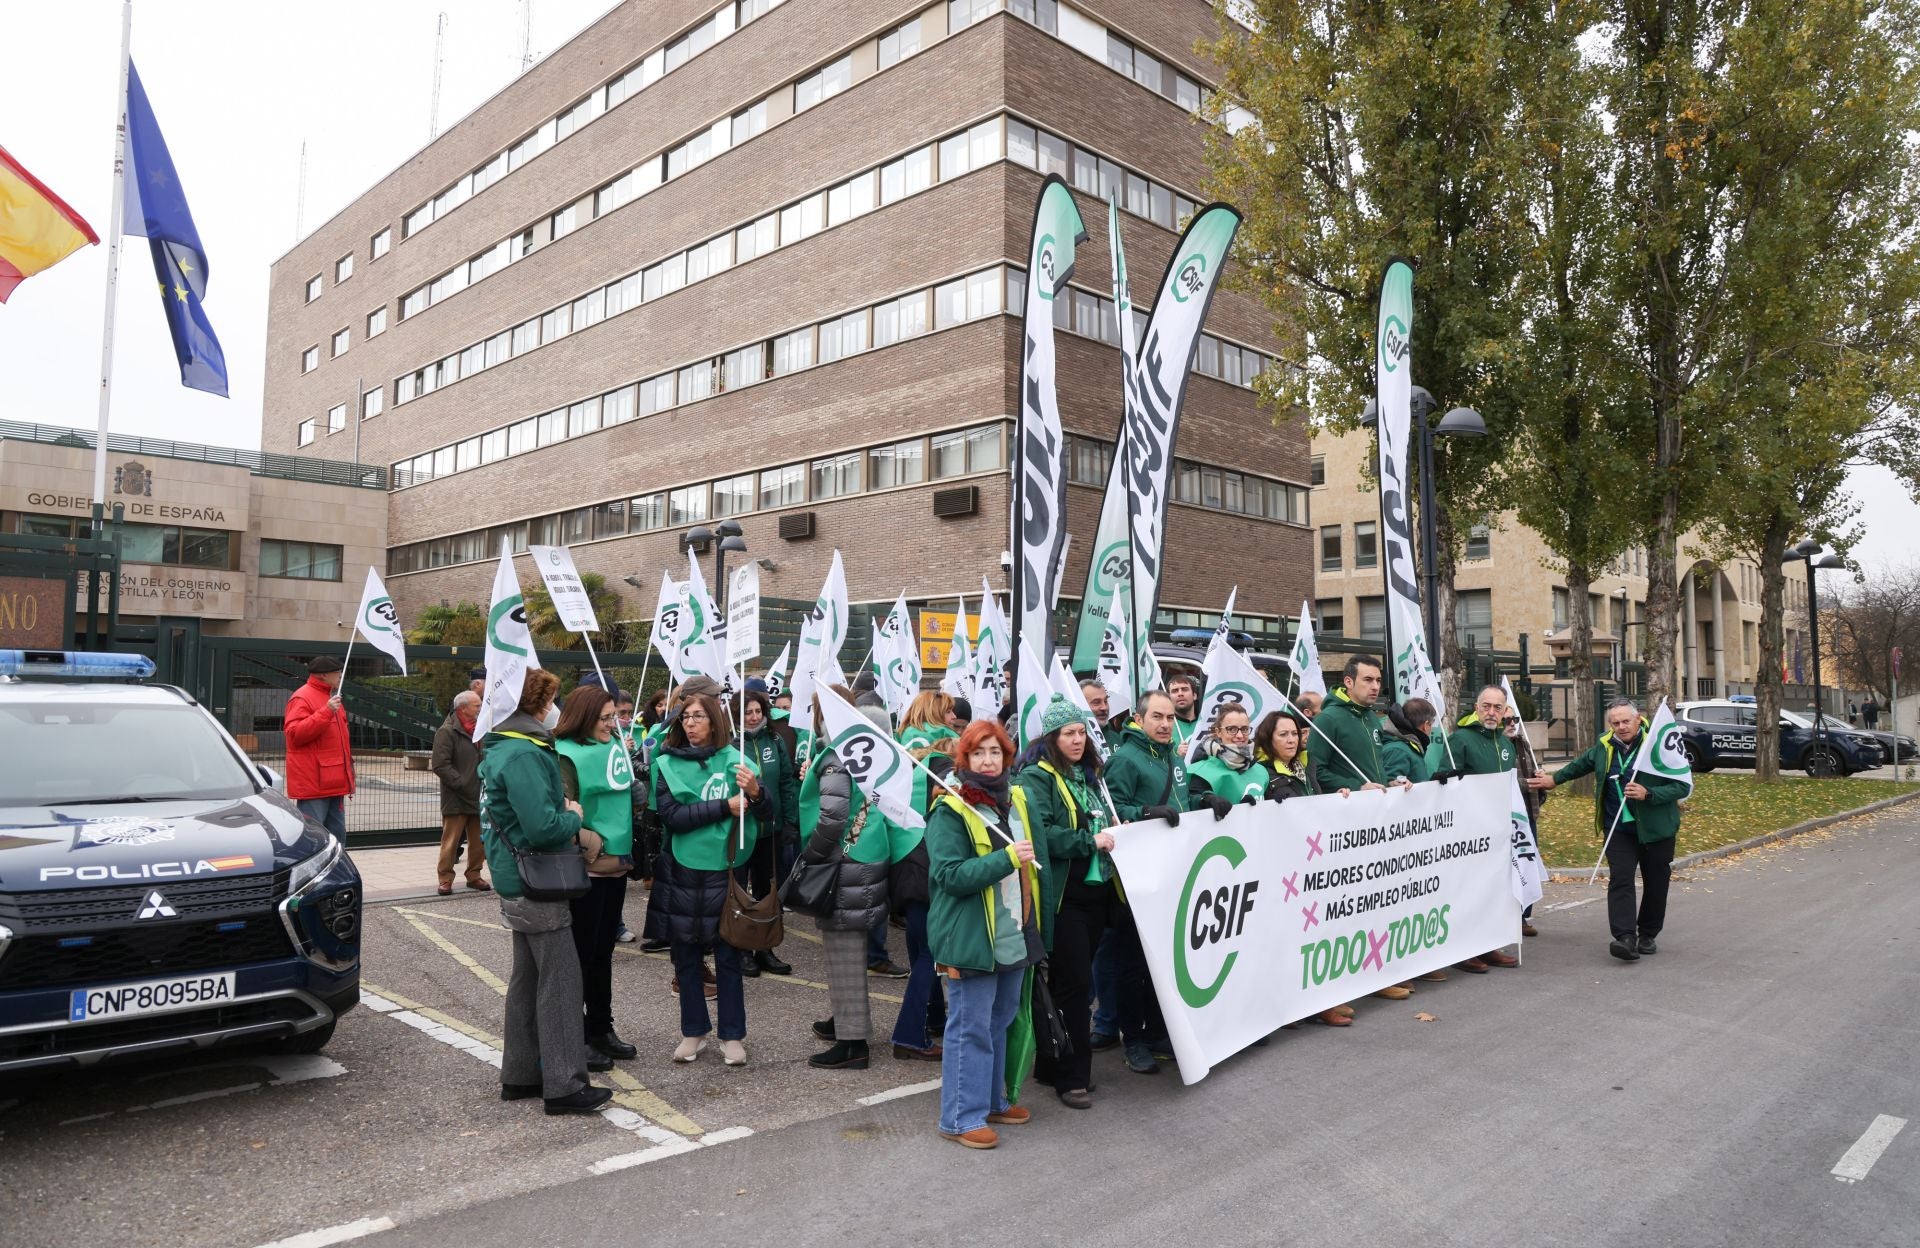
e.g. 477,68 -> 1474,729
429,11 -> 449,140
294,140 -> 307,241
520,0 -> 535,73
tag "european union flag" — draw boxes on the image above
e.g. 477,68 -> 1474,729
124,61 -> 227,397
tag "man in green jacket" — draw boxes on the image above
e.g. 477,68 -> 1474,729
1310,656 -> 1400,792
1104,691 -> 1192,824
1528,699 -> 1687,962
1445,685 -> 1522,970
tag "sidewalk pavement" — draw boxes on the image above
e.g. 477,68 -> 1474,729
349,843 -> 486,904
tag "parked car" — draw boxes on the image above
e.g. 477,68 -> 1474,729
1815,714 -> 1914,764
0,651 -> 361,1074
1675,700 -> 1883,777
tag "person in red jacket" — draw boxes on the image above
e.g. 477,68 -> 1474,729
284,655 -> 355,838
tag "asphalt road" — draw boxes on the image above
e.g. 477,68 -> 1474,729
4,806 -> 1916,1248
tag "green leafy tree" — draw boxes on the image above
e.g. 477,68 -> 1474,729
407,601 -> 485,646
522,573 -> 624,651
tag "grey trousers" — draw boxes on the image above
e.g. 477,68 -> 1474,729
819,923 -> 872,1042
500,899 -> 589,1100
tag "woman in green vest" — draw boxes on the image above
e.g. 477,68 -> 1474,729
739,687 -> 797,979
1254,709 -> 1321,801
930,718 -> 1042,1150
899,690 -> 960,753
1018,696 -> 1116,1110
641,692 -> 773,1067
1188,704 -> 1273,808
553,685 -> 639,1069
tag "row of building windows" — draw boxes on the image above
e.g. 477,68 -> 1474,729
389,264 -> 1017,489
17,512 -> 344,581
397,0 -> 787,245
371,110 -> 1254,416
1064,435 -> 1309,526
1317,519 -> 1491,573
1311,590 -> 1494,649
386,420 -> 1010,576
299,0 -> 1237,318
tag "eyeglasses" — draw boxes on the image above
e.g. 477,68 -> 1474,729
1219,725 -> 1251,738
682,710 -> 709,722
596,711 -> 619,724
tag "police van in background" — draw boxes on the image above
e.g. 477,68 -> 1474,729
0,651 -> 362,1074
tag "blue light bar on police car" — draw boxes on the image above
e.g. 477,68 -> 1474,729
0,651 -> 156,678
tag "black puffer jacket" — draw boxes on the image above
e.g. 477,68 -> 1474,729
641,744 -> 773,946
803,750 -> 890,932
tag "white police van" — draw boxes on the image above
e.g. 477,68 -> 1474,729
0,651 -> 361,1073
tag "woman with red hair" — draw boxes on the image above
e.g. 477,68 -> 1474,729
927,718 -> 1043,1149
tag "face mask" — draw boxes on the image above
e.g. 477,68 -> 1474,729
542,704 -> 561,730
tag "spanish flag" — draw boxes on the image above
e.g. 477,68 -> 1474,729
0,145 -> 98,304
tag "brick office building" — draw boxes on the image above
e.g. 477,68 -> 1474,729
261,0 -> 1312,660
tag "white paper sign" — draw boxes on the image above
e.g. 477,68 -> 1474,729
528,545 -> 598,634
726,562 -> 761,667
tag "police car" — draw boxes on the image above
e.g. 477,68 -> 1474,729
0,651 -> 361,1073
1674,699 -> 1882,777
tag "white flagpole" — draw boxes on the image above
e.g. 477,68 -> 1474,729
92,0 -> 134,512
580,631 -> 610,697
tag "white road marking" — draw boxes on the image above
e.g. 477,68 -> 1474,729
129,1083 -> 262,1112
58,1111 -> 114,1126
253,1216 -> 396,1248
858,1077 -> 942,1106
1833,1114 -> 1907,1183
699,1126 -> 754,1146
589,1138 -> 701,1174
1540,895 -> 1604,913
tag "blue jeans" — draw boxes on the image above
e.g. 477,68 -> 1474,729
890,901 -> 940,1050
867,917 -> 890,967
938,965 -> 1025,1136
672,940 -> 746,1041
1091,929 -> 1118,1037
297,796 -> 346,839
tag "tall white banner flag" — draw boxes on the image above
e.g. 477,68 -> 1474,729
528,544 -> 600,634
1185,630 -> 1291,764
796,550 -> 851,692
1290,599 -> 1327,698
1634,699 -> 1695,796
473,542 -> 540,741
1097,594 -> 1137,720
1123,204 -> 1244,698
815,684 -> 927,829
680,549 -> 728,685
1068,195 -> 1143,671
352,567 -> 408,675
1014,176 -> 1086,667
1373,258 -> 1428,703
1111,773 -> 1517,1083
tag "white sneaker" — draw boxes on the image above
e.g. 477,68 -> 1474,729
720,1039 -> 748,1067
672,1036 -> 708,1063
615,926 -> 637,944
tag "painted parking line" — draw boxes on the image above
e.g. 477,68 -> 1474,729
391,905 -> 506,931
396,910 -> 509,995
857,1076 -> 942,1107
253,1215 -> 396,1248
1833,1114 -> 1908,1183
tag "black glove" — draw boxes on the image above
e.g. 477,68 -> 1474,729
1241,793 -> 1260,806
1263,777 -> 1294,803
1201,792 -> 1233,820
1142,805 -> 1181,827
1430,768 -> 1460,785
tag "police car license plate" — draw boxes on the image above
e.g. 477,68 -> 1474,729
69,972 -> 237,1022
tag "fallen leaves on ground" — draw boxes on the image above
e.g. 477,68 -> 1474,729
1414,1012 -> 1437,1022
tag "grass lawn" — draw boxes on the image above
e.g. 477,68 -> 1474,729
1536,773 -> 1920,867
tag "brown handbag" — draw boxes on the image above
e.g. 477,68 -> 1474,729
717,771 -> 784,952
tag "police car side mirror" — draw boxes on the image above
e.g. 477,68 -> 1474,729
257,764 -> 283,792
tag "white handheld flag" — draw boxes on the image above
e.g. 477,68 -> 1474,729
787,613 -> 825,764
650,573 -> 685,670
352,567 -> 408,675
1186,632 -> 1293,764
528,545 -> 600,634
678,549 -> 729,684
815,683 -> 927,829
474,541 -> 540,741
971,581 -> 1009,723
796,551 -> 850,691
1633,699 -> 1695,796
763,642 -> 791,699
1290,599 -> 1327,698
874,593 -> 920,719
1507,768 -> 1548,908
1097,594 -> 1137,720
1015,641 -> 1055,748
1050,652 -> 1110,760
941,593 -> 974,703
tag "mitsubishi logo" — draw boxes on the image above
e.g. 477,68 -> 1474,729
136,890 -> 177,920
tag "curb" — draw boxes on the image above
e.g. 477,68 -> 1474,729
1545,786 -> 1920,878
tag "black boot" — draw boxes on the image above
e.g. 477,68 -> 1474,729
808,1039 -> 869,1069
756,948 -> 793,976
587,1050 -> 614,1072
1609,935 -> 1641,962
812,1017 -> 836,1041
589,1029 -> 637,1060
740,955 -> 762,978
545,1085 -> 614,1115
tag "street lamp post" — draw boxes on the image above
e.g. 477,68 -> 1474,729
1360,390 -> 1486,668
1787,538 -> 1846,750
1615,586 -> 1629,680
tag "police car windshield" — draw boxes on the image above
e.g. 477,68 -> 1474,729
0,701 -> 258,805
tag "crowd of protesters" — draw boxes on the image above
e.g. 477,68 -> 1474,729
398,649 -> 1681,1139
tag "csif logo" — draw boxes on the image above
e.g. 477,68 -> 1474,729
1380,314 -> 1410,372
364,595 -> 400,635
1171,252 -> 1209,303
1091,541 -> 1132,596
834,725 -> 900,791
606,743 -> 634,791
1035,235 -> 1059,300
1173,835 -> 1257,1007
487,594 -> 529,657
699,773 -> 731,801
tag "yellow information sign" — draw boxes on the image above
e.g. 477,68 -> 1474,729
918,610 -> 977,671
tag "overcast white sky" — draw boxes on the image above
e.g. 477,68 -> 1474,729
3,0 -> 1916,571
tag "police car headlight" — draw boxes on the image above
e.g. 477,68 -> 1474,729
288,834 -> 344,898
